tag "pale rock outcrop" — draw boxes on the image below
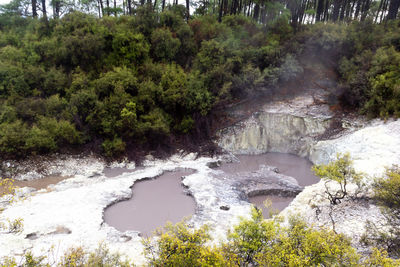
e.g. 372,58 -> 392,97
217,93 -> 332,157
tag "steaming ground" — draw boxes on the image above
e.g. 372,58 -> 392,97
2,82 -> 400,263
0,154 -> 254,265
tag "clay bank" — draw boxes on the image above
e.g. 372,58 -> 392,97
1,90 -> 400,264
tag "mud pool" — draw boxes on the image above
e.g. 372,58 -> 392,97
103,169 -> 195,236
100,152 -> 317,235
218,153 -> 319,218
219,153 -> 318,186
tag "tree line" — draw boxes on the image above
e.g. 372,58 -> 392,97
1,0 -> 400,25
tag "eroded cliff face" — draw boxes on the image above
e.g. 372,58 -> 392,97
217,93 -> 332,157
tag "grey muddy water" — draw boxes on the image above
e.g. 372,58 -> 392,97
0,153 -> 319,235
103,169 -> 196,237
102,152 -> 319,235
218,153 -> 319,218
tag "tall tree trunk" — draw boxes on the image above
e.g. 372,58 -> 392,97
53,0 -> 60,18
375,0 -> 384,22
323,0 -> 329,21
218,0 -> 223,21
97,0 -> 102,17
99,0 -> 104,16
186,0 -> 190,20
162,0 -> 165,11
387,0 -> 400,20
354,0 -> 362,19
247,0 -> 252,16
32,0 -> 38,17
114,0 -> 117,16
316,0 -> 325,21
344,0 -> 351,20
253,3 -> 259,22
339,0 -> 347,20
381,0 -> 389,22
127,0 -> 131,14
332,0 -> 342,21
106,0 -> 110,15
360,0 -> 371,21
223,0 -> 228,15
349,0 -> 356,20
41,0 -> 47,20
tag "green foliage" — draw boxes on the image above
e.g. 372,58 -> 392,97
305,22 -> 346,52
339,22 -> 400,118
0,10 -> 295,158
109,31 -> 149,67
23,252 -> 48,267
365,47 -> 400,118
313,153 -> 364,205
374,167 -> 400,214
150,28 -> 181,62
143,222 -> 226,267
85,243 -> 132,267
363,248 -> 400,267
102,137 -> 126,157
278,54 -> 303,82
223,207 -> 360,266
223,208 -> 278,266
259,218 -> 359,266
363,167 -> 400,257
0,120 -> 28,154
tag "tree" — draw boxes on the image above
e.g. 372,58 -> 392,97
312,153 -> 364,205
32,0 -> 37,17
150,28 -> 181,62
223,208 -> 279,266
387,0 -> 400,20
41,0 -> 47,20
186,0 -> 190,21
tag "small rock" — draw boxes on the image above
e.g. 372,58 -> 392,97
273,167 -> 279,173
207,161 -> 221,169
120,235 -> 132,242
220,205 -> 230,211
25,233 -> 39,240
48,226 -> 72,235
89,172 -> 101,178
145,154 -> 154,161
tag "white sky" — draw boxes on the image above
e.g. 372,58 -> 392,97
0,0 -> 10,5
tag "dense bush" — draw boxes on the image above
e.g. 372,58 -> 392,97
338,21 -> 400,118
0,10 -> 293,158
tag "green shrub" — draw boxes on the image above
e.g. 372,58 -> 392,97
150,28 -> 181,62
102,137 -> 126,157
143,222 -> 226,267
